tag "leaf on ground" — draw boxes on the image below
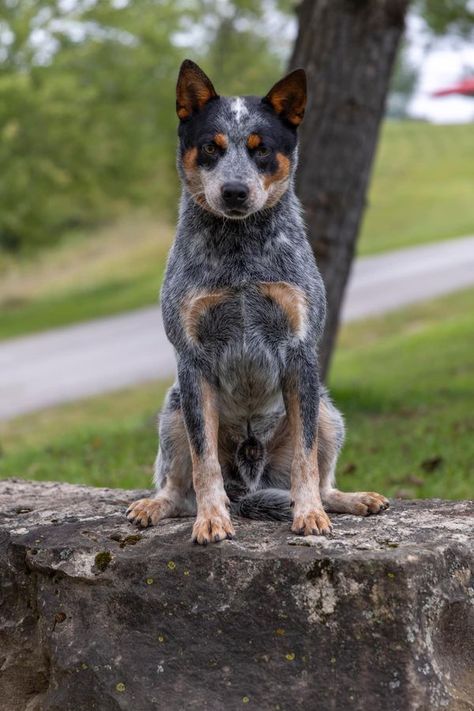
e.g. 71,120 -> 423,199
420,455 -> 444,473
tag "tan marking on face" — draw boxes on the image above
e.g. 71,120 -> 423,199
247,133 -> 262,149
181,289 -> 232,343
258,281 -> 308,339
183,146 -> 198,173
263,153 -> 290,190
213,132 -> 228,149
182,147 -> 208,208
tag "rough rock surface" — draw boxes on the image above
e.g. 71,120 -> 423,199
0,479 -> 472,711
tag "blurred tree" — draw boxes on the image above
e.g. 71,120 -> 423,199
291,0 -> 410,379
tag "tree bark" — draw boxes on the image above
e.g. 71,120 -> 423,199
291,0 -> 409,379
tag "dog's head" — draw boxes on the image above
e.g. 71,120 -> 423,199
176,60 -> 306,219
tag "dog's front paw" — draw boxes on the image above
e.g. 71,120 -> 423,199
126,497 -> 171,528
192,508 -> 235,545
292,508 -> 332,536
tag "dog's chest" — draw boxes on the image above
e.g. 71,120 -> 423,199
180,281 -> 308,356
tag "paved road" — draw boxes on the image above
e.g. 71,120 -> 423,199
1,235 -> 474,421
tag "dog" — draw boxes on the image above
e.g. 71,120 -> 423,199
126,59 -> 389,544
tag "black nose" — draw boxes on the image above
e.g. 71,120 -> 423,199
221,182 -> 249,209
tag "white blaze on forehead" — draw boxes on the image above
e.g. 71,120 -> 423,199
230,97 -> 249,123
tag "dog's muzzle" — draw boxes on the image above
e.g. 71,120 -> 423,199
221,182 -> 249,212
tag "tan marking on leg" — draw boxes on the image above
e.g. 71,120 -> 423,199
213,132 -> 228,149
259,281 -> 308,339
127,409 -> 193,527
189,379 -> 234,544
317,398 -> 340,492
316,399 -> 389,516
247,133 -> 262,149
181,289 -> 232,343
285,390 -> 332,536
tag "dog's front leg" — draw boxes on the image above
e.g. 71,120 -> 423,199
178,361 -> 234,545
283,350 -> 332,536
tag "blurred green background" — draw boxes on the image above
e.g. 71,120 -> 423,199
0,0 -> 473,499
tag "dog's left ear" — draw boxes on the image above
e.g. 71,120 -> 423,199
263,68 -> 307,127
176,59 -> 219,120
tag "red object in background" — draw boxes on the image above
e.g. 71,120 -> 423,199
432,77 -> 474,97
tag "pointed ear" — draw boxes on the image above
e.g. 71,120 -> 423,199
176,59 -> 218,120
263,68 -> 307,127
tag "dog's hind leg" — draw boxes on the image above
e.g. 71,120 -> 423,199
127,384 -> 195,528
318,392 -> 390,515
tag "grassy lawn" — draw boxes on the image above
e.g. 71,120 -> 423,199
1,288 -> 472,500
0,215 -> 172,341
359,121 -> 474,255
1,122 -> 473,342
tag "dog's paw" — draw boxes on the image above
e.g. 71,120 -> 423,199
322,490 -> 390,516
322,489 -> 390,516
291,508 -> 332,536
192,509 -> 235,545
349,492 -> 390,515
126,498 -> 170,528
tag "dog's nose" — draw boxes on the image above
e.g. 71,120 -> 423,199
221,182 -> 249,209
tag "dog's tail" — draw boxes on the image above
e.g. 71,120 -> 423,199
230,488 -> 292,521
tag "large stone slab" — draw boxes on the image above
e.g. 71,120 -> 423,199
0,479 -> 472,711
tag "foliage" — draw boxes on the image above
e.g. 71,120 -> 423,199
0,0 -> 287,252
416,0 -> 474,37
1,288 -> 472,499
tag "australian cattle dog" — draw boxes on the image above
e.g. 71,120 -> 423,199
126,60 -> 389,544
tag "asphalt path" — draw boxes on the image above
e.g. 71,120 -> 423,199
1,235 -> 473,421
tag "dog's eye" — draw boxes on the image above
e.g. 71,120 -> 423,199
202,143 -> 217,156
255,146 -> 271,159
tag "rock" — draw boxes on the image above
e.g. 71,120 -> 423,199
0,478 -> 473,711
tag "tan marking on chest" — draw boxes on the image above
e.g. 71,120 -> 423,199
258,281 -> 308,340
181,289 -> 232,342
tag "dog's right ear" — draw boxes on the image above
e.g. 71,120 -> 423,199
176,60 -> 218,120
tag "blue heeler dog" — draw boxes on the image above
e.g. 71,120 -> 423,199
127,60 -> 389,544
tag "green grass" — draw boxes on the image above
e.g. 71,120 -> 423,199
0,381 -> 172,490
1,288 -> 473,499
358,121 -> 474,255
0,215 -> 172,341
1,122 -> 473,342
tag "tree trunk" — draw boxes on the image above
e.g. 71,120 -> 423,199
291,0 -> 409,379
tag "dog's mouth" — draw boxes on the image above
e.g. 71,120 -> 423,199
223,207 -> 250,219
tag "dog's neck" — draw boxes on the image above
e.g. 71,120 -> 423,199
178,186 -> 302,249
